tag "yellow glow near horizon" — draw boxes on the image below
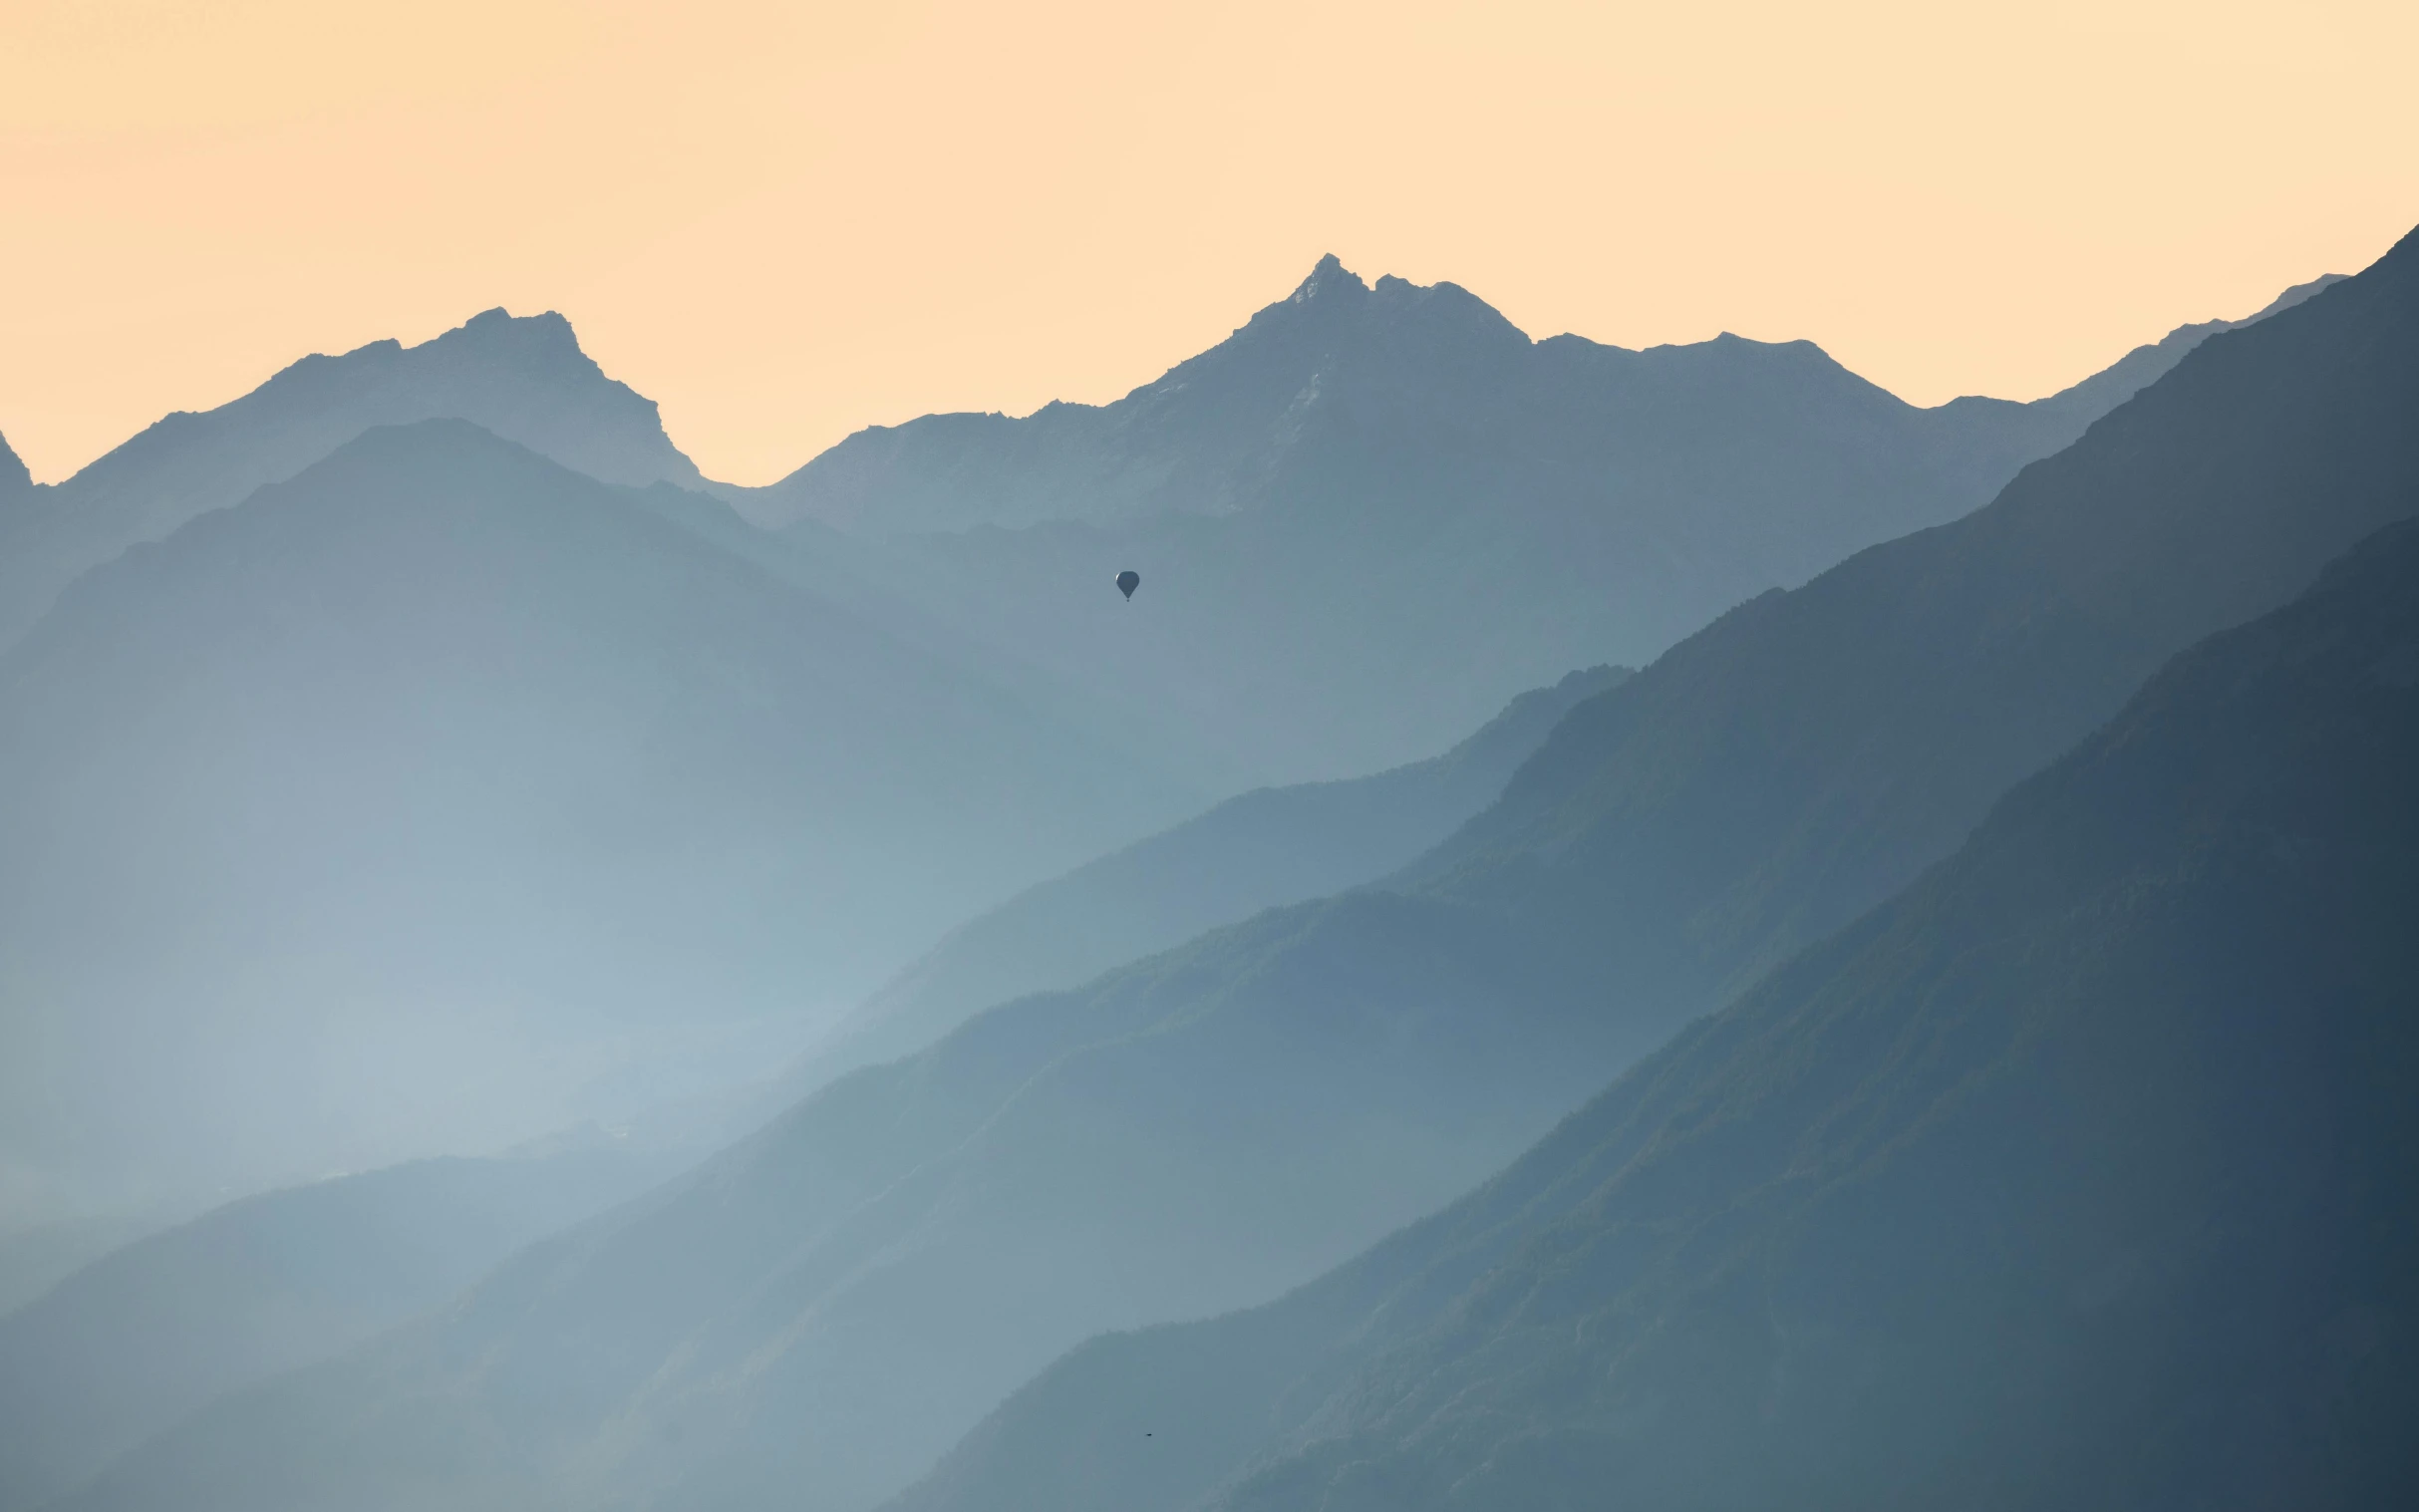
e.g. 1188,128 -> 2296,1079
2,0 -> 2414,484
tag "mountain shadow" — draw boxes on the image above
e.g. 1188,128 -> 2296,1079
895,514 -> 2419,1512
0,420 -> 1201,1219
57,228 -> 2418,1512
0,309 -> 708,648
749,258 -> 2342,782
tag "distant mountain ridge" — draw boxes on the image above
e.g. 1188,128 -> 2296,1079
0,309 -> 706,647
753,258 -> 2336,540
0,420 -> 1200,1220
1999,273 -> 2347,428
0,266 -> 2341,791
67,227 -> 2417,1512
757,256 -> 2349,782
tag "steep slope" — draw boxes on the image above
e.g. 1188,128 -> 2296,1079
0,432 -> 28,502
0,309 -> 707,647
790,664 -> 1629,1095
758,260 -> 2333,540
0,420 -> 1199,1220
0,1148 -> 673,1512
1410,236 -> 2415,1002
67,228 -> 2419,1512
750,259 -> 2341,782
898,516 -> 2419,1512
1998,273 -> 2345,431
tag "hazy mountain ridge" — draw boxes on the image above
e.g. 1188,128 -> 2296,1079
0,264 -> 2333,797
64,230 -> 2419,1512
0,664 -> 1625,1512
895,513 -> 2419,1512
1409,240 -> 2412,1000
49,881 -> 1647,1512
0,420 -> 1202,1220
0,1148 -> 676,1512
0,309 -> 707,648
757,255 -> 2313,542
757,256 -> 2347,782
781,663 -> 1631,1104
1993,272 -> 2347,429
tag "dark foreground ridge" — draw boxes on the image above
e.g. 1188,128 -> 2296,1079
895,512 -> 2419,1512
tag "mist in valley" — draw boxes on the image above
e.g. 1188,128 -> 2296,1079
1,12 -> 2414,1507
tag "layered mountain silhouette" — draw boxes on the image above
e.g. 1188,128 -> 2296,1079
0,264 -> 2312,1225
745,258 -> 2343,782
756,260 -> 2335,539
0,309 -> 708,648
896,514 -> 2419,1512
2007,273 -> 2346,428
62,231 -> 2416,1512
0,1148 -> 674,1511
0,421 -> 1199,1219
778,663 -> 1629,1104
0,664 -> 1621,1512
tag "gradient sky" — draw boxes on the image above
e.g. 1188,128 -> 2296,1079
3,0 -> 2414,485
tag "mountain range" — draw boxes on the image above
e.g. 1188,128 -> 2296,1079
0,658 -> 1627,1512
0,309 -> 709,650
48,230 -> 2414,1512
897,509 -> 2419,1512
0,253 -> 2326,1227
744,260 -> 2345,781
0,422 -> 1199,1219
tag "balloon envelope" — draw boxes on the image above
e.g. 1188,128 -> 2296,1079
1115,570 -> 1140,600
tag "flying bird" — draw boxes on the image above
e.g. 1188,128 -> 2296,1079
1115,569 -> 1140,600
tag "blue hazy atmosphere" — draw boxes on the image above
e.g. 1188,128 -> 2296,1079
0,222 -> 2413,1512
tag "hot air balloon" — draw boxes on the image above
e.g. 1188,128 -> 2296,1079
1115,570 -> 1140,600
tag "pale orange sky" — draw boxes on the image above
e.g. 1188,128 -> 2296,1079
2,0 -> 2414,485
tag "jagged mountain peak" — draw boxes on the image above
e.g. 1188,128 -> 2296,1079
434,306 -> 593,367
255,307 -> 609,397
1149,259 -> 1530,414
1259,256 -> 1521,339
0,303 -> 711,650
1289,252 -> 1366,303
